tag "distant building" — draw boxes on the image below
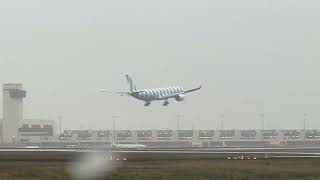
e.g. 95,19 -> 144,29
18,119 -> 57,143
2,84 -> 26,143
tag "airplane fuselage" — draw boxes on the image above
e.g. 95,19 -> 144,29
130,86 -> 184,102
113,143 -> 147,149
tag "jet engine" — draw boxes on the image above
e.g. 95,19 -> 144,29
175,94 -> 185,101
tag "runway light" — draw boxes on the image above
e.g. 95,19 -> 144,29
123,158 -> 127,161
253,157 -> 257,160
227,157 -> 231,160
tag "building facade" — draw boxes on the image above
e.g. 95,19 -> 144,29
2,84 -> 26,143
18,119 -> 57,143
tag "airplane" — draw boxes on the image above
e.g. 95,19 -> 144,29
99,75 -> 201,106
112,142 -> 147,149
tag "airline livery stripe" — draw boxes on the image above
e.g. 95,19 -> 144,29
169,87 -> 174,94
151,89 -> 156,99
160,89 -> 164,97
156,89 -> 161,98
134,86 -> 186,101
173,87 -> 178,93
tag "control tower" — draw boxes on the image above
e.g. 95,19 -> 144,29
2,84 -> 26,143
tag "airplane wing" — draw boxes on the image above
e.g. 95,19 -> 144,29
184,85 -> 202,94
159,85 -> 202,99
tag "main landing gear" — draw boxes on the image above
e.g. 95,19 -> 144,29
144,102 -> 151,106
163,99 -> 169,106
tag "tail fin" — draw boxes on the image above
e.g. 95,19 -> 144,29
126,74 -> 134,92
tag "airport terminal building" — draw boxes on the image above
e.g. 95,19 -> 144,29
54,128 -> 319,148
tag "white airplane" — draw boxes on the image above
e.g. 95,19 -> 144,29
100,75 -> 201,106
112,143 -> 147,149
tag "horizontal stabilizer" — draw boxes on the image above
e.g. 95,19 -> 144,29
98,90 -> 128,95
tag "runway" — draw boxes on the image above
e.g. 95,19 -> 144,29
0,148 -> 319,161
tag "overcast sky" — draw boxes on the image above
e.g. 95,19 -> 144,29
0,0 -> 319,130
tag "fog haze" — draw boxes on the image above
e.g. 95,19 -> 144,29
0,0 -> 319,130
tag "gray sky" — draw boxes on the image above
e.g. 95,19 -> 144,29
0,0 -> 319,130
